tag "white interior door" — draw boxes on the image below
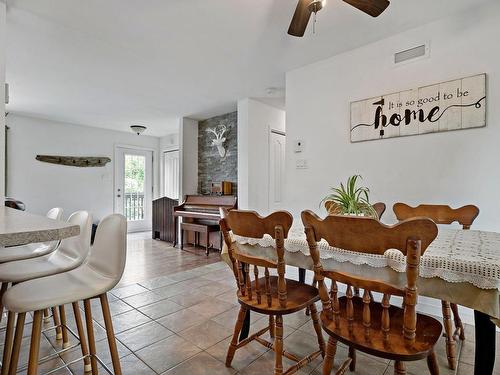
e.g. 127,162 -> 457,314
115,147 -> 153,232
164,150 -> 180,199
269,131 -> 286,211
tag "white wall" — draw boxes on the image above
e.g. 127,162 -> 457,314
179,117 -> 198,199
285,2 -> 500,323
0,1 -> 5,200
6,114 -> 160,221
238,98 -> 285,214
285,1 -> 500,231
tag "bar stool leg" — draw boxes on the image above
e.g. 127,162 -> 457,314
72,302 -> 92,372
43,308 -> 51,323
8,312 -> 26,375
0,282 -> 8,323
1,312 -> 15,375
100,294 -> 122,375
59,305 -> 70,348
83,299 -> 98,375
51,307 -> 63,340
27,311 -> 43,375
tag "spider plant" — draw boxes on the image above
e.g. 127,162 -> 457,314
321,175 -> 377,218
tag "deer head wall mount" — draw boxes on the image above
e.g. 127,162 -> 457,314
206,124 -> 227,158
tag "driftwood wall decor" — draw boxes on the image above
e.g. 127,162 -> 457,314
36,155 -> 111,167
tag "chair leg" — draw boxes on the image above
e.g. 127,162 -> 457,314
52,306 -> 63,340
309,303 -> 325,356
8,312 -> 26,375
43,308 -> 51,323
225,306 -> 247,367
441,300 -> 456,370
394,361 -> 406,374
274,315 -> 284,375
0,282 -> 8,323
1,312 -> 15,375
83,299 -> 99,375
59,305 -> 70,348
450,303 -> 465,340
72,302 -> 92,373
269,315 -> 275,339
426,350 -> 439,375
100,294 -> 122,375
348,347 -> 356,371
27,311 -> 43,375
322,336 -> 337,375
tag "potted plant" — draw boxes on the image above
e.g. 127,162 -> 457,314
321,175 -> 377,218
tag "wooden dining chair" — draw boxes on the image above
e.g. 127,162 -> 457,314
324,201 -> 386,220
302,211 -> 442,375
220,209 -> 325,375
393,202 -> 479,370
322,201 -> 386,299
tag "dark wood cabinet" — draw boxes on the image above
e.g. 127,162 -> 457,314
152,196 -> 178,243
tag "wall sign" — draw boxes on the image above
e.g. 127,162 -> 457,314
350,73 -> 486,142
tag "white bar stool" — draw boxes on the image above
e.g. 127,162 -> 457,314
2,214 -> 126,375
0,211 -> 92,353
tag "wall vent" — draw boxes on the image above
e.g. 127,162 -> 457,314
394,44 -> 428,65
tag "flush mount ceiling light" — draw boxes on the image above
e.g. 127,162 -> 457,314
130,125 -> 147,135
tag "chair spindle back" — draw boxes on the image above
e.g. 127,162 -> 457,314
220,209 -> 293,309
302,210 -> 438,344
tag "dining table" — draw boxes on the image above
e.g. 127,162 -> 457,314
222,222 -> 500,375
0,206 -> 80,247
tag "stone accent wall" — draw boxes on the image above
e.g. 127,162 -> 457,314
198,111 -> 237,195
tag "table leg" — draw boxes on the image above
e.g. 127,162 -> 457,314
298,268 -> 306,283
474,310 -> 496,375
239,310 -> 251,341
238,262 -> 251,341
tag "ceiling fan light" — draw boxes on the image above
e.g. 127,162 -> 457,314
130,125 -> 147,135
307,0 -> 324,13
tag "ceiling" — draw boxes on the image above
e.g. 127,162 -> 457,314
5,0 -> 489,136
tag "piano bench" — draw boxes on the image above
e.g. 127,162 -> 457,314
180,222 -> 220,256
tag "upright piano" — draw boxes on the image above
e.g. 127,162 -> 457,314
173,195 -> 237,249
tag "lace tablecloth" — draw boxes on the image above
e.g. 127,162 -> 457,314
232,225 -> 500,290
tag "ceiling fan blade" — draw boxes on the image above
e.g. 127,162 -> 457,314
343,0 -> 390,17
288,0 -> 313,37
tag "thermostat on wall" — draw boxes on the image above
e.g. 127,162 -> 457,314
294,140 -> 304,153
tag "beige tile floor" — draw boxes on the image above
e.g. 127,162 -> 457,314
0,233 -> 494,374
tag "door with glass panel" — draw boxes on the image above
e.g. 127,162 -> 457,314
114,147 -> 153,232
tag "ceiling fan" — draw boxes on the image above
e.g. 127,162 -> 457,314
288,0 -> 391,37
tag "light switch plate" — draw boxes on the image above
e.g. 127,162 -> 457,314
296,159 -> 308,169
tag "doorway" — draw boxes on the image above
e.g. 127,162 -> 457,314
114,147 -> 153,232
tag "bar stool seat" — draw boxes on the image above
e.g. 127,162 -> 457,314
2,265 -> 117,313
0,208 -> 63,263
